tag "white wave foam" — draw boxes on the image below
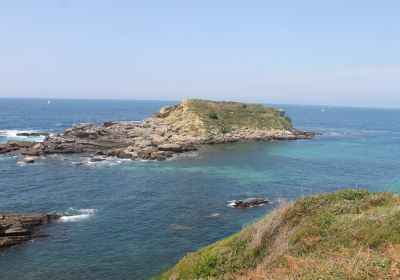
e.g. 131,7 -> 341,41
59,208 -> 96,222
17,161 -> 30,167
70,161 -> 84,166
0,130 -> 50,142
321,129 -> 393,138
0,130 -> 29,137
166,151 -> 199,161
322,131 -> 361,137
227,201 -> 236,207
208,213 -> 221,217
85,156 -> 130,166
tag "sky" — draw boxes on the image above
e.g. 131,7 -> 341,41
0,1 -> 400,107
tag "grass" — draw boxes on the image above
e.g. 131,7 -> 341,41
154,189 -> 400,279
181,99 -> 293,133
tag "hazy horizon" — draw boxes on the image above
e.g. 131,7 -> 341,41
1,1 -> 400,108
2,96 -> 400,110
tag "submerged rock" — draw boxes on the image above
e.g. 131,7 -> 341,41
22,156 -> 35,163
90,156 -> 106,162
0,214 -> 60,248
228,198 -> 269,208
170,224 -> 193,232
16,132 -> 50,137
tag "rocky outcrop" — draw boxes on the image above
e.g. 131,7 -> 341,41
90,155 -> 106,162
228,198 -> 269,208
158,144 -> 183,152
0,99 -> 314,161
22,156 -> 35,163
16,132 -> 50,137
0,214 -> 60,248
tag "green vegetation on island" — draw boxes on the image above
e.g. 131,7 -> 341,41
175,99 -> 294,134
155,189 -> 400,279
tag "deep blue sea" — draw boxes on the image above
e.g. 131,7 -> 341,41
0,98 -> 399,280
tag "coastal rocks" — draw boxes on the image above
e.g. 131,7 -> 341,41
0,99 -> 314,161
73,130 -> 95,139
90,156 -> 106,162
7,140 -> 35,149
272,135 -> 298,140
228,198 -> 269,208
72,123 -> 93,131
158,143 -> 182,152
0,214 -> 60,248
0,140 -> 36,155
155,127 -> 168,136
16,132 -> 50,137
118,147 -> 139,159
155,105 -> 177,118
303,131 -> 316,138
102,121 -> 115,128
134,139 -> 155,149
22,156 -> 35,163
182,145 -> 198,152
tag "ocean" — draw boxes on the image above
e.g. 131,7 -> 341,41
0,98 -> 399,279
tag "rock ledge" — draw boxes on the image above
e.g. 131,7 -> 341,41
0,214 -> 60,248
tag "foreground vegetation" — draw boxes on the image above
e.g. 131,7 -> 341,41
155,189 -> 400,279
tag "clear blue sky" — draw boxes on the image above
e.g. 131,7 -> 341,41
1,1 -> 399,107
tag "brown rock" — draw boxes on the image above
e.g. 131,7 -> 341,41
155,127 -> 167,136
158,144 -> 182,152
228,198 -> 269,208
16,132 -> 49,137
0,214 -> 60,248
102,121 -> 115,127
90,156 -> 106,162
155,105 -> 176,118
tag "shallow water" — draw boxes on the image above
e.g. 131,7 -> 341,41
0,99 -> 399,279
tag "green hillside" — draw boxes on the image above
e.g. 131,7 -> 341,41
155,189 -> 400,280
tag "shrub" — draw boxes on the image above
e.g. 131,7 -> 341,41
208,111 -> 218,119
284,116 -> 292,124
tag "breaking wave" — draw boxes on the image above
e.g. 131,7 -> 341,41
59,208 -> 96,222
0,130 -> 49,142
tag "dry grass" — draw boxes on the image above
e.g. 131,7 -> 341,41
182,99 -> 293,133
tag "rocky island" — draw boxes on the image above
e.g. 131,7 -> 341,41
0,214 -> 60,248
0,99 -> 314,161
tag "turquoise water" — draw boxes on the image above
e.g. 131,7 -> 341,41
0,99 -> 399,279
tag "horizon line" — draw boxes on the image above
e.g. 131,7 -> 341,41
0,96 -> 399,110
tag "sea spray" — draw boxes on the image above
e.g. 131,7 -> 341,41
59,208 -> 96,222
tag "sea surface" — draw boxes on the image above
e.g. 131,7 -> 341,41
0,98 -> 399,280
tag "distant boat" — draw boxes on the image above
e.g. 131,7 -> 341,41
47,100 -> 51,105
321,108 -> 325,112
